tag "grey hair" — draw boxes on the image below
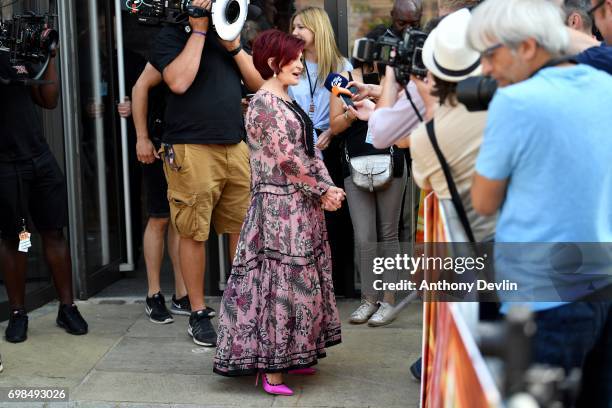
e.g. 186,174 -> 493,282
467,0 -> 570,56
563,0 -> 593,31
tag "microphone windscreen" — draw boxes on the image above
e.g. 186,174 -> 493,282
324,72 -> 349,92
331,86 -> 353,97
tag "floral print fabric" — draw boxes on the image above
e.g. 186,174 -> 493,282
213,90 -> 342,376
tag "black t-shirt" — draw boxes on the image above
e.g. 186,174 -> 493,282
0,53 -> 49,162
149,25 -> 245,144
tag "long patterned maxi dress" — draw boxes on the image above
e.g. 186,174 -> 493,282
213,90 -> 342,376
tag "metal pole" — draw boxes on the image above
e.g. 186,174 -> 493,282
114,0 -> 134,272
88,0 -> 110,265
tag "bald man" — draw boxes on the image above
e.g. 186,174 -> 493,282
367,0 -> 423,40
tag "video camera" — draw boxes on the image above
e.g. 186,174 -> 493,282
125,0 -> 248,41
0,11 -> 58,84
352,29 -> 428,84
125,0 -> 206,25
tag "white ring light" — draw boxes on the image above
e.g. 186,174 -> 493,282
211,0 -> 249,41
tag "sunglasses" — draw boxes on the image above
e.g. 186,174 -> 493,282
588,0 -> 605,17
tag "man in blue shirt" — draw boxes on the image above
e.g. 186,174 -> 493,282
467,0 -> 612,405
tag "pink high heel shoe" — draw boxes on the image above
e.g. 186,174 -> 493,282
288,367 -> 317,375
256,372 -> 294,396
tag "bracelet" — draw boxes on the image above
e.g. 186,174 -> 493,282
229,44 -> 242,56
192,30 -> 207,37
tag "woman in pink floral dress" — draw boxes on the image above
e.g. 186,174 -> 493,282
213,30 -> 345,395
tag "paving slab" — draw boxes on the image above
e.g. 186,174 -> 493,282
0,291 -> 423,407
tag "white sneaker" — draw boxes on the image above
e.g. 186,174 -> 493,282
349,300 -> 379,324
367,302 -> 397,327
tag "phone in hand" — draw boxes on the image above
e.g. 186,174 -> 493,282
337,86 -> 358,107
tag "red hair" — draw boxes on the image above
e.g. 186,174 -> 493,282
252,29 -> 305,80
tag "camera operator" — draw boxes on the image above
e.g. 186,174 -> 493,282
367,0 -> 423,42
467,0 -> 612,404
574,0 -> 612,74
149,0 -> 263,347
563,0 -> 595,35
0,48 -> 88,343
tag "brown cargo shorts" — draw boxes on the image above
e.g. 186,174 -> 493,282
162,142 -> 251,242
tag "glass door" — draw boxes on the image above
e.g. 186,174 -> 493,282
71,0 -> 124,296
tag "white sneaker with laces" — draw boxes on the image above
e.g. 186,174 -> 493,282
349,300 -> 379,324
367,302 -> 397,327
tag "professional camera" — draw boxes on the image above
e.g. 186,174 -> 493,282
456,75 -> 497,111
125,0 -> 249,40
125,0 -> 202,25
352,29 -> 428,82
0,12 -> 58,84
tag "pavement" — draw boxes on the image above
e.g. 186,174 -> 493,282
0,278 -> 423,408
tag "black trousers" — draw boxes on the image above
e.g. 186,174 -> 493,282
322,137 -> 356,298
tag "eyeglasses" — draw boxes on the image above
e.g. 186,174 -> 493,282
588,0 -> 605,17
480,43 -> 504,59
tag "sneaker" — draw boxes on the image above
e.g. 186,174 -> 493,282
145,292 -> 174,324
0,353 -> 3,373
171,295 -> 216,317
188,310 -> 217,347
367,302 -> 398,327
5,308 -> 28,343
57,304 -> 88,335
349,300 -> 379,324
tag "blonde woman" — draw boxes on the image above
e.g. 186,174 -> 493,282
290,7 -> 351,148
290,6 -> 356,297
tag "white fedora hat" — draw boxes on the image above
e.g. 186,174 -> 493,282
422,8 -> 482,83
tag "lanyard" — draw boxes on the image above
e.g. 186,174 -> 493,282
304,61 -> 318,119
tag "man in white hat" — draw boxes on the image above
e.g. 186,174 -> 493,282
467,0 -> 612,404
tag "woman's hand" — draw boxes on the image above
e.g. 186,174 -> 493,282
321,186 -> 345,211
347,98 -> 376,122
315,129 -> 334,151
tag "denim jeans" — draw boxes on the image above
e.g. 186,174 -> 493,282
534,301 -> 612,407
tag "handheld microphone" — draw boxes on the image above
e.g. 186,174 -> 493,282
324,72 -> 357,107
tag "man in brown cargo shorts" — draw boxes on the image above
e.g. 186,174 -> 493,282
149,0 -> 263,346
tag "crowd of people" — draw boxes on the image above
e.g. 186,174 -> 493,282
1,0 -> 612,404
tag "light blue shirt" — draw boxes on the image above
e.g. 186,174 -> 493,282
289,59 -> 352,141
476,64 -> 612,312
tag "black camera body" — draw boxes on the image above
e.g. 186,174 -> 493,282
125,0 -> 210,25
353,29 -> 428,82
0,12 -> 58,84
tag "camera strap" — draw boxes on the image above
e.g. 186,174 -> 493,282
530,56 -> 577,78
404,86 -> 424,123
425,119 -> 476,243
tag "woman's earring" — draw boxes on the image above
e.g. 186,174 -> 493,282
273,71 -> 277,78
